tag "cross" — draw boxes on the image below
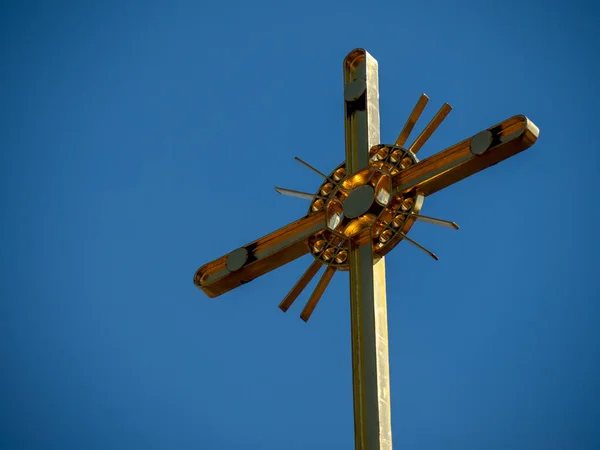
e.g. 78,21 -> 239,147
194,48 -> 539,449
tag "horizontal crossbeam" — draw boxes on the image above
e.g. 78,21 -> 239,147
393,115 -> 539,197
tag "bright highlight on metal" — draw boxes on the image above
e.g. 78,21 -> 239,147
343,49 -> 392,450
193,48 -> 539,450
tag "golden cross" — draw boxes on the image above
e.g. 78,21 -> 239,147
193,49 -> 539,449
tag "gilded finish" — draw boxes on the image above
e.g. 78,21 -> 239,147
343,49 -> 392,450
194,212 -> 326,298
305,148 -> 422,270
278,259 -> 322,312
395,93 -> 429,147
408,103 -> 452,154
392,115 -> 538,196
300,266 -> 336,322
193,48 -> 540,450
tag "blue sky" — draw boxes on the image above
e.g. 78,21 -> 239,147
1,1 -> 599,449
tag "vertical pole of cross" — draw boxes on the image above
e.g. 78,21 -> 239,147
343,48 -> 392,450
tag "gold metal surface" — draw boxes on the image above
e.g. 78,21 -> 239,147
393,115 -> 539,196
408,102 -> 452,154
303,145 -> 422,270
344,49 -> 380,174
343,48 -> 392,450
349,243 -> 391,449
194,212 -> 326,298
193,48 -> 540,450
395,93 -> 429,147
279,260 -> 322,312
300,266 -> 336,322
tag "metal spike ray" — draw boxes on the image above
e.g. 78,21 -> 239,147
278,260 -> 322,312
408,103 -> 452,154
294,156 -> 329,179
401,212 -> 459,230
300,266 -> 336,322
399,232 -> 439,260
395,93 -> 429,147
274,187 -> 315,201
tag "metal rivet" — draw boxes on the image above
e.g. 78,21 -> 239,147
343,185 -> 375,218
470,130 -> 493,155
226,247 -> 249,272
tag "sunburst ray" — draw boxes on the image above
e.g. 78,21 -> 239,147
399,232 -> 439,260
274,187 -> 315,201
294,156 -> 329,179
278,260 -> 322,312
401,212 -> 459,230
300,266 -> 336,322
395,93 -> 429,147
408,103 -> 452,155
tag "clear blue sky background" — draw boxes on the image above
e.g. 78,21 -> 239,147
1,1 -> 598,449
